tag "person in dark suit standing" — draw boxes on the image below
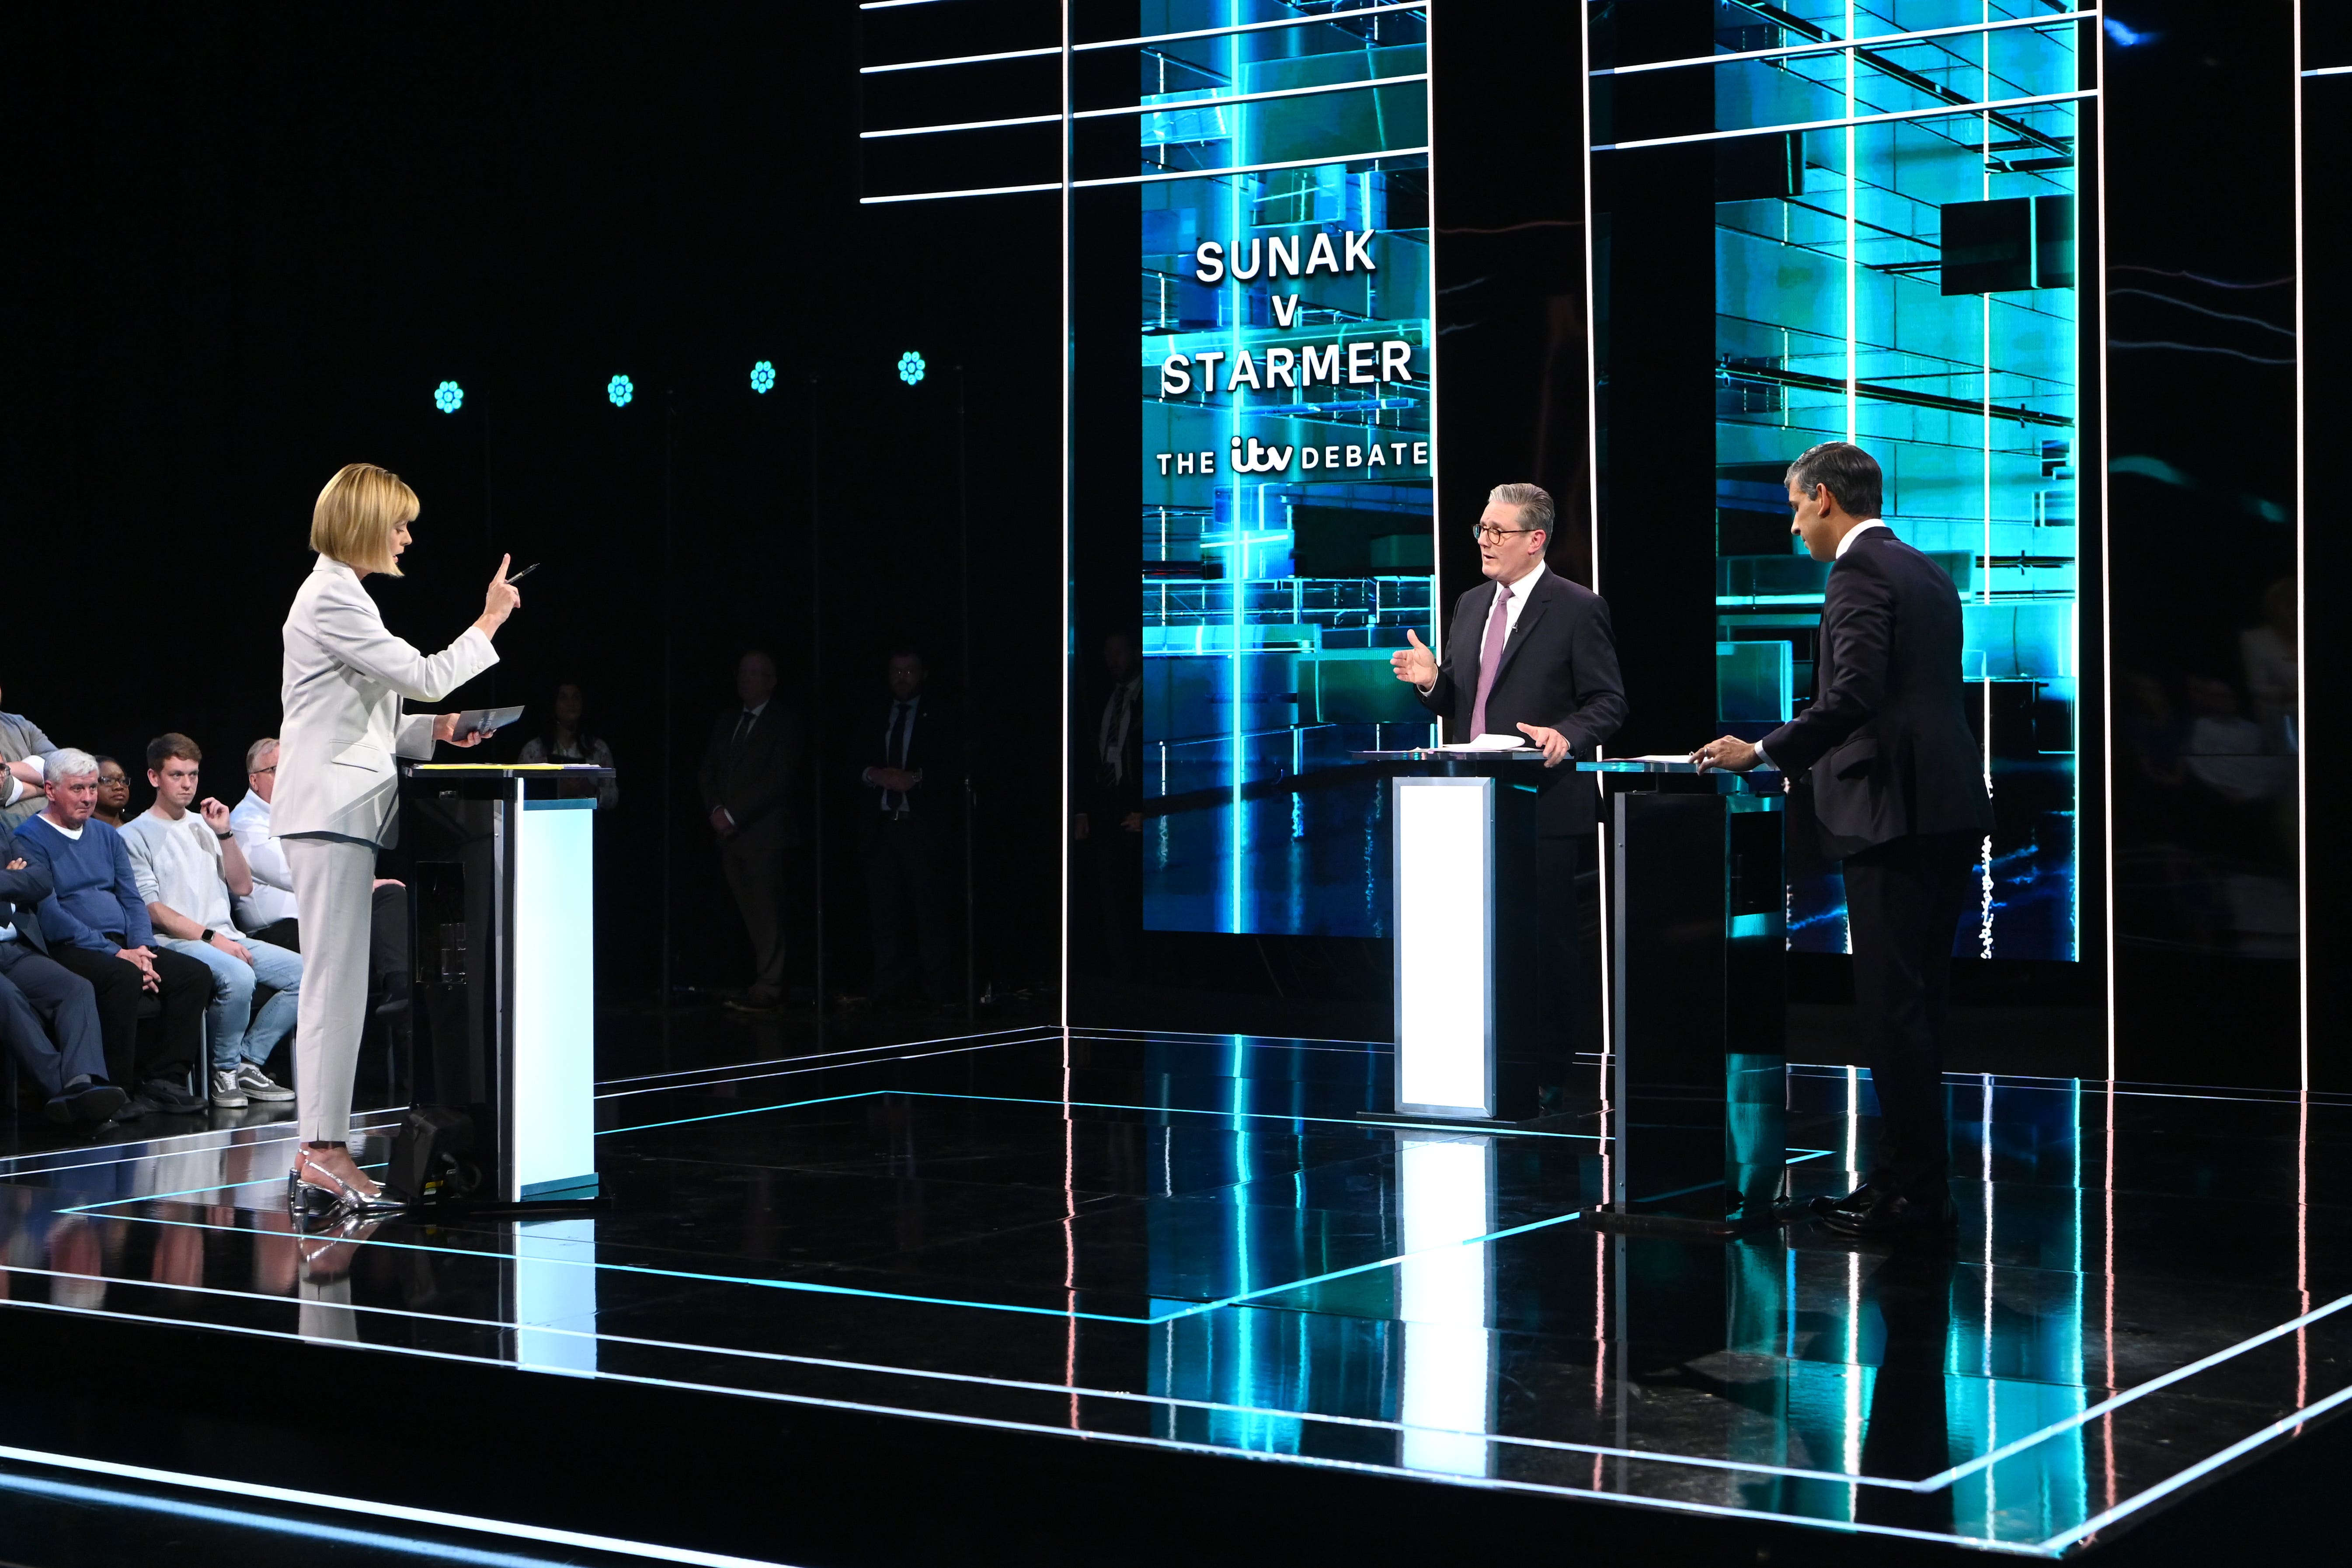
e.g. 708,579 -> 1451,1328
698,650 -> 800,1012
1390,482 -> 1627,1110
1694,442 -> 1991,1238
858,649 -> 960,1009
1073,631 -> 1143,982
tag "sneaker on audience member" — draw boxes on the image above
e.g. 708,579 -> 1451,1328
232,1063 -> 296,1102
209,1069 -> 249,1109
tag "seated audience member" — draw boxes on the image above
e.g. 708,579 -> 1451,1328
230,737 -> 407,996
123,734 -> 299,1109
0,841 -> 126,1123
12,749 -> 208,1114
0,687 -> 56,831
91,755 -> 133,827
517,681 -> 618,806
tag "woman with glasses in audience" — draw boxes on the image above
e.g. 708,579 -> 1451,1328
276,463 -> 520,1220
90,756 -> 133,827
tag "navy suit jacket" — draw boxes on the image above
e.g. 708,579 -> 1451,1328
1761,527 -> 1993,859
0,853 -> 51,954
1416,567 -> 1628,834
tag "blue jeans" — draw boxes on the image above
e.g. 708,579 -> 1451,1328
157,935 -> 303,1070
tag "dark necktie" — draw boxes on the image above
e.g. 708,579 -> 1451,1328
730,709 -> 757,761
884,702 -> 911,811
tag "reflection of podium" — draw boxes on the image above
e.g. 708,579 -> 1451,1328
1579,758 -> 1787,1236
398,764 -> 610,1205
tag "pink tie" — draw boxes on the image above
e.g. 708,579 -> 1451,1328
1468,579 -> 1513,737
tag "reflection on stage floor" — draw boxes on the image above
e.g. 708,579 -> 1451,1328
1,1026 -> 2343,1557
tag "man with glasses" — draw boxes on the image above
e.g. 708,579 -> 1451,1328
1390,482 -> 1626,1113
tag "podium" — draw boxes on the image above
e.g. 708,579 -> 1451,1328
1580,758 -> 1787,1236
397,763 -> 610,1205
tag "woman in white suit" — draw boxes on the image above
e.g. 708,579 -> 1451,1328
281,462 -> 520,1218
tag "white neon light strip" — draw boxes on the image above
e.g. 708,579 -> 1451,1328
860,180 -> 1062,204
1072,2 -> 1431,54
1058,0 -> 1072,1033
860,0 -> 1430,73
1592,88 -> 2092,151
860,43 -> 1059,74
860,111 -> 1061,139
1591,10 -> 2096,76
2291,2 -> 2309,1088
859,73 -> 1429,141
0,1440 -> 798,1568
1071,71 -> 1427,120
2097,32 -> 2117,1079
594,1026 -> 1050,1087
1074,145 -> 1430,189
2302,63 -> 2352,76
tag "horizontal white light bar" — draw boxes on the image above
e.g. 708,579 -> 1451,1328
2304,63 -> 2352,77
861,111 -> 1061,139
1076,145 -> 1430,189
1074,2 -> 1430,54
0,1441 -> 797,1568
1593,88 -> 2093,151
860,180 -> 1063,205
1593,10 -> 2096,76
859,43 -> 1058,75
865,72 -> 1428,140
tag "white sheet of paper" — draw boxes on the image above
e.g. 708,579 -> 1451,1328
1426,733 -> 1530,754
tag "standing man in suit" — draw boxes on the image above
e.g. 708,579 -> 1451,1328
858,649 -> 960,1009
1694,442 -> 1991,1238
1390,482 -> 1627,1111
699,650 -> 800,1012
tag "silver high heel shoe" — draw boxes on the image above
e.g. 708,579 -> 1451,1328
288,1147 -> 407,1223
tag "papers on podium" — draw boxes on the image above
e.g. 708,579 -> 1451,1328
1422,733 -> 1528,755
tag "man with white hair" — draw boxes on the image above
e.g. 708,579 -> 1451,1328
10,748 -> 208,1114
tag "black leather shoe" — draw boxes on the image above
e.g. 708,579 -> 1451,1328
1823,1192 -> 1955,1238
137,1078 -> 207,1115
1807,1182 -> 1878,1219
52,1082 -> 128,1124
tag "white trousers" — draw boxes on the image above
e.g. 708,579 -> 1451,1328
285,833 -> 377,1144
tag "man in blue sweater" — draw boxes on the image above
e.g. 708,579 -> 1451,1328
12,748 -> 206,1114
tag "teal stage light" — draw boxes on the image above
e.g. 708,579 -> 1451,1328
897,350 -> 925,386
607,374 -> 634,408
433,380 -> 463,414
750,360 -> 776,394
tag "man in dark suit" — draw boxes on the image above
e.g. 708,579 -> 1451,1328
0,822 -> 126,1124
698,650 -> 800,1012
1073,631 -> 1143,982
1391,482 -> 1627,1109
858,649 -> 960,1008
1694,442 -> 1992,1237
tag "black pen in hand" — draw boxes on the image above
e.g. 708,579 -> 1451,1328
505,562 -> 541,584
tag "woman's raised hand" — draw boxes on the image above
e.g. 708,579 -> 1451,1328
476,553 -> 522,638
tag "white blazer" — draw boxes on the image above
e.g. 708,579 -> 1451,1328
276,554 -> 498,845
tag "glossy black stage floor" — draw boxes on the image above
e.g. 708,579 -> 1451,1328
0,1017 -> 2343,1566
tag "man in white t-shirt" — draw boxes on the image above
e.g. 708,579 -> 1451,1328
121,734 -> 300,1109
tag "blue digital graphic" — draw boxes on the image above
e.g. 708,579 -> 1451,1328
606,374 -> 634,408
1138,5 -> 1433,937
1602,3 -> 2084,961
749,359 -> 776,394
433,380 -> 463,414
897,350 -> 926,386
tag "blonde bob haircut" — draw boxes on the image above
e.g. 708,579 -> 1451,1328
311,462 -> 418,577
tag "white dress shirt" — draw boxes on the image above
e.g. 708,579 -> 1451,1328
1754,520 -> 1886,772
230,789 -> 299,927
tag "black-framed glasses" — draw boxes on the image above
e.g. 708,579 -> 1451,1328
1470,524 -> 1536,544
